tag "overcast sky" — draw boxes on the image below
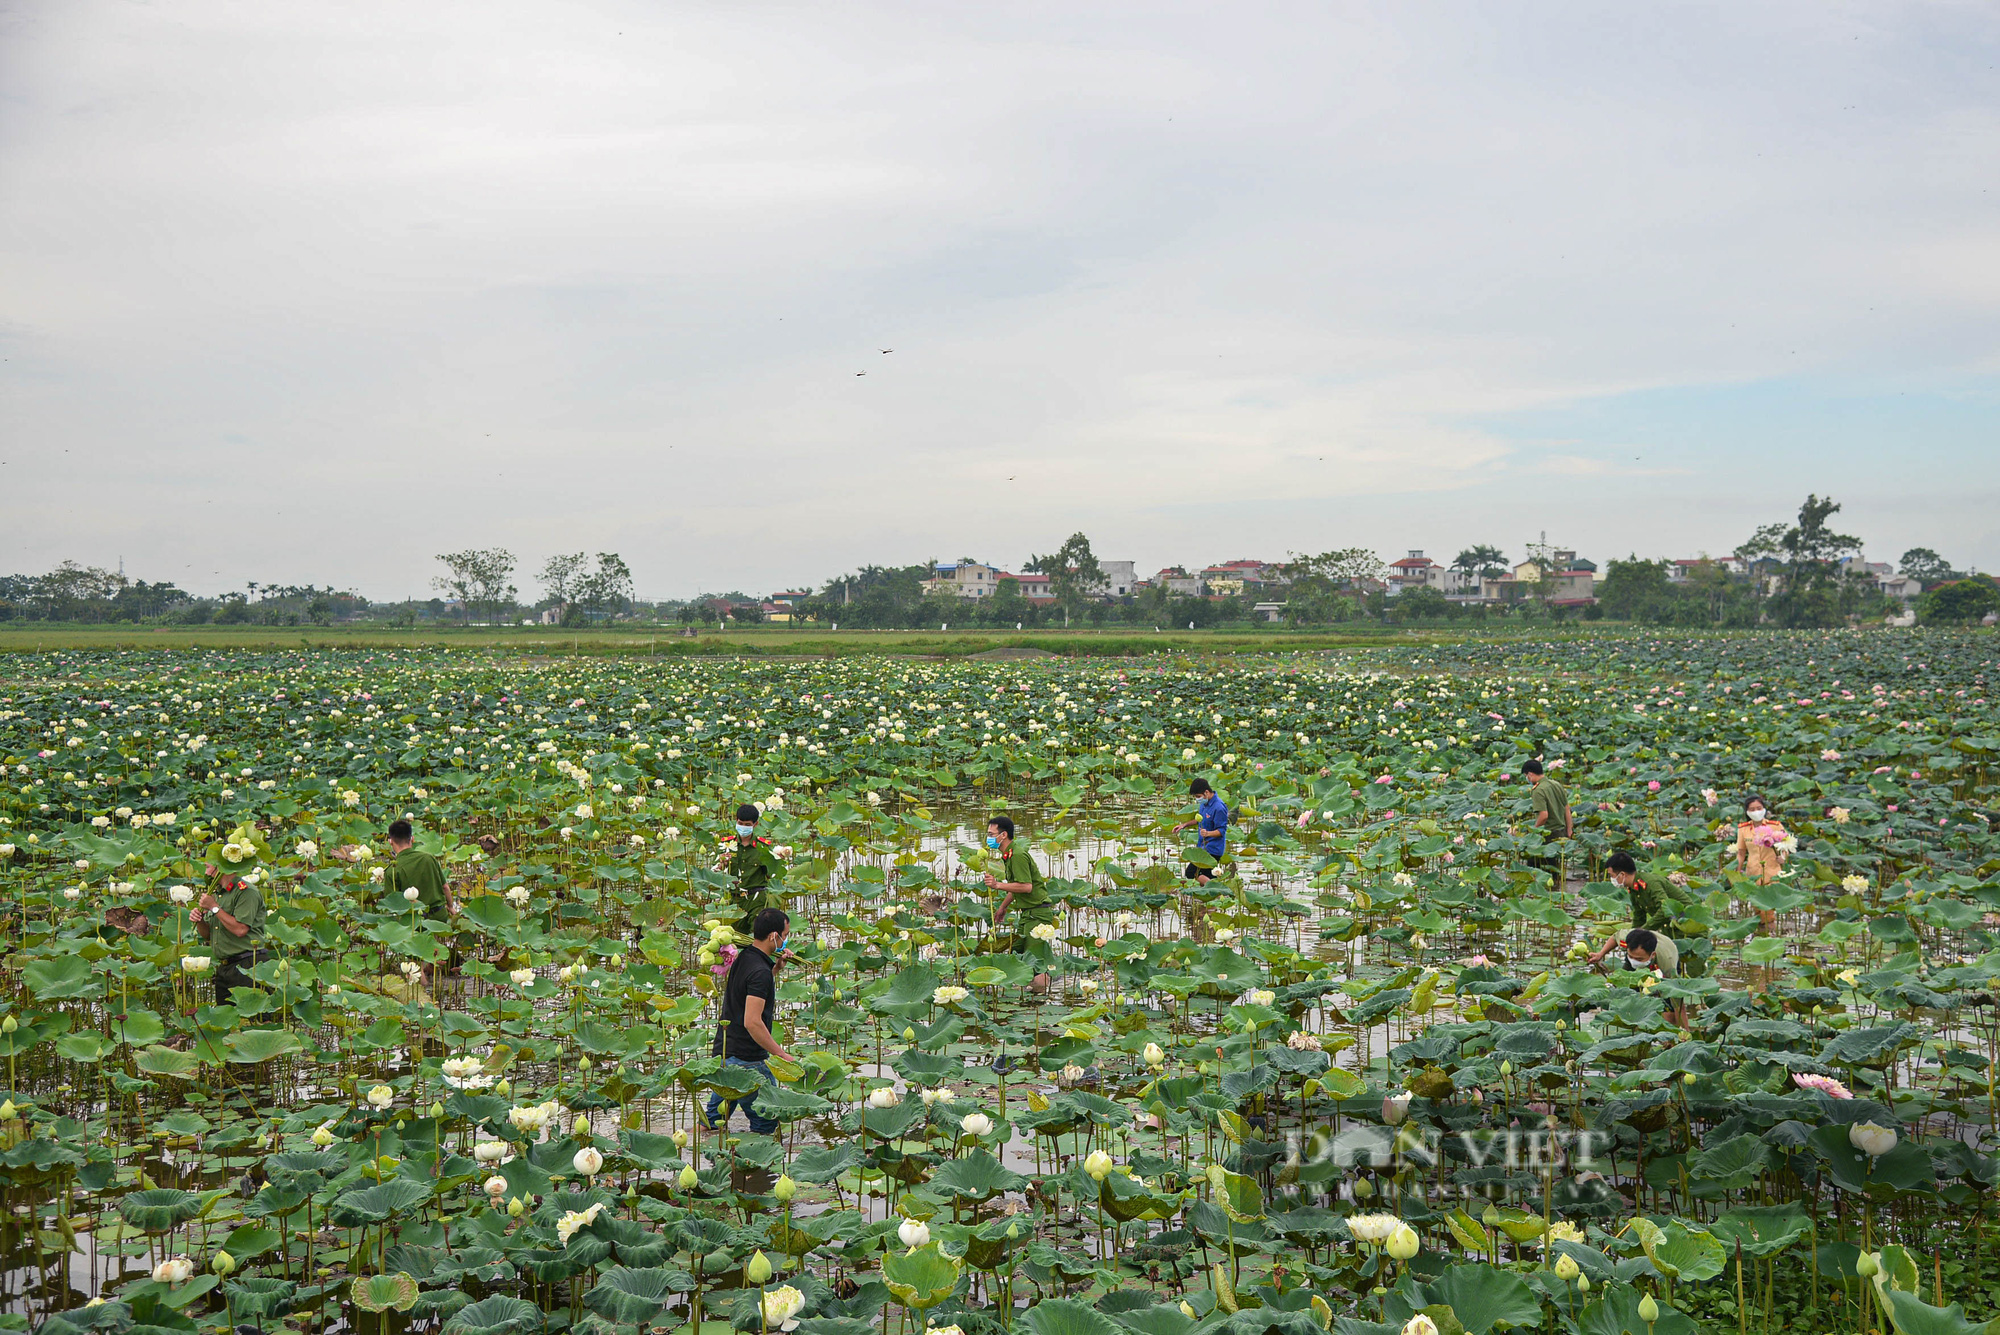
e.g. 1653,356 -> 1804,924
4,1 -> 1998,600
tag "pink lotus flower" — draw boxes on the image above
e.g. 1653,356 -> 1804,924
1793,1072 -> 1852,1099
1887,805 -> 1898,812
1874,766 -> 1892,774
1821,749 -> 1841,762
1647,780 -> 1661,792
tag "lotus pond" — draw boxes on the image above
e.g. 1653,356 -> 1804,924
3,632 -> 2000,1335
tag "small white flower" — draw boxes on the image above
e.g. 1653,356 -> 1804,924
403,887 -> 421,903
295,840 -> 319,860
1244,988 -> 1276,1007
572,1146 -> 604,1176
151,1256 -> 194,1285
1029,923 -> 1059,942
867,1086 -> 901,1109
366,1084 -> 394,1109
960,1112 -> 993,1137
898,1219 -> 930,1249
483,1175 -> 507,1198
509,968 -> 536,987
168,885 -> 195,905
180,955 -> 211,973
1084,1149 -> 1115,1181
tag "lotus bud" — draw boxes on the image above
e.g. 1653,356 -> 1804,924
211,1251 -> 235,1276
867,1087 -> 900,1109
574,1113 -> 592,1136
1179,1304 -> 1197,1320
1353,1176 -> 1374,1198
1386,1223 -> 1419,1260
474,1141 -> 508,1163
1636,1295 -> 1659,1324
773,1174 -> 796,1202
495,1079 -> 511,1096
1143,1042 -> 1166,1067
1382,1093 -> 1410,1125
311,1124 -> 335,1148
1553,1253 -> 1580,1281
508,1196 -> 525,1217
1084,1150 -> 1114,1181
745,1250 -> 774,1285
678,1165 -> 699,1190
670,1129 -> 691,1148
898,1219 -> 930,1249
428,1101 -> 444,1118
1683,1073 -> 1697,1086
1498,1061 -> 1512,1077
0,1018 -> 16,1035
1855,1252 -> 1881,1277
903,1027 -> 916,1043
572,1146 -> 604,1176
484,1176 -> 507,1199
151,1256 -> 194,1285
1576,1275 -> 1590,1293
1849,1122 -> 1897,1157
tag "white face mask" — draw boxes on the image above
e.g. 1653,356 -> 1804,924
1747,808 -> 1766,822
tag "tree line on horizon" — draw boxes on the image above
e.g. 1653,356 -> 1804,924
2,495 -> 1994,628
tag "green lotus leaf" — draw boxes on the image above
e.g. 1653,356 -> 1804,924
442,1295 -> 545,1335
350,1273 -> 420,1314
582,1266 -> 694,1324
116,1188 -> 203,1232
223,1028 -> 306,1063
881,1242 -> 961,1311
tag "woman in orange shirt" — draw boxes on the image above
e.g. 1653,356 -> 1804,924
1733,794 -> 1788,927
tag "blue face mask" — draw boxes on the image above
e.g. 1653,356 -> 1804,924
986,835 -> 1001,849
736,824 -> 756,837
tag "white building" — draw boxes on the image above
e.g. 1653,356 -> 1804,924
923,561 -> 1001,598
1094,560 -> 1138,597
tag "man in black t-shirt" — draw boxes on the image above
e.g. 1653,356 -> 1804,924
702,907 -> 794,1134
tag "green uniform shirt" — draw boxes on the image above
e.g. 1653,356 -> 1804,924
996,846 -> 1047,910
386,847 -> 449,913
1530,777 -> 1570,835
726,839 -> 784,891
209,882 -> 266,958
1627,876 -> 1671,934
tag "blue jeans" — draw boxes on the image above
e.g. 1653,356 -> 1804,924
704,1056 -> 778,1135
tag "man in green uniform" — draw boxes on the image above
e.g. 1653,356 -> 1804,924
721,803 -> 785,934
384,819 -> 453,920
192,871 -> 267,1004
985,815 -> 1052,992
1521,758 -> 1571,886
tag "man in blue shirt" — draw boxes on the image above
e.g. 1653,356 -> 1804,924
1173,778 -> 1230,885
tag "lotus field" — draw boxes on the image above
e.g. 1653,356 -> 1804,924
6,632 -> 2000,1335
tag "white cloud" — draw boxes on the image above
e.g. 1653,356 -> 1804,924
3,0 -> 1999,594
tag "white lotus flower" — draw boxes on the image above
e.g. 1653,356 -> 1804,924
180,955 -> 211,973
1244,988 -> 1276,1007
473,1141 -> 509,1163
867,1086 -> 901,1109
152,1256 -> 194,1285
1143,1042 -> 1166,1067
366,1085 -> 394,1109
898,1218 -> 930,1248
509,968 -> 536,987
1348,1213 -> 1403,1243
403,887 -> 421,903
960,1112 -> 993,1137
1401,1316 -> 1438,1335
1849,1121 -> 1898,1157
931,985 -> 969,1005
761,1285 -> 805,1332
1030,923 -> 1059,942
168,885 -> 195,905
575,804 -> 593,820
483,1175 -> 507,1198
1084,1150 -> 1115,1181
295,840 -> 319,860
573,1146 -> 604,1176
